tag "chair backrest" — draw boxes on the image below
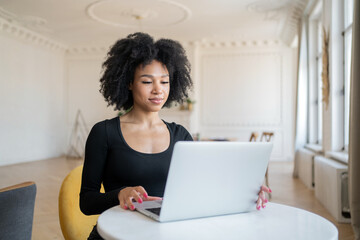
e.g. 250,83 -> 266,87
59,165 -> 104,240
0,181 -> 37,240
260,132 -> 274,142
249,132 -> 259,142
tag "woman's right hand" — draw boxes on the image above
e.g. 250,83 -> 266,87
118,186 -> 162,210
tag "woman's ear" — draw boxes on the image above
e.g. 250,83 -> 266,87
129,83 -> 133,91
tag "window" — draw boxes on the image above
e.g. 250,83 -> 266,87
316,20 -> 323,145
307,1 -> 323,146
343,0 -> 353,151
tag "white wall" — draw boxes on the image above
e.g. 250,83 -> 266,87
65,41 -> 201,139
0,28 -> 67,166
64,41 -> 297,162
194,42 -> 297,161
66,53 -> 116,135
0,22 -> 297,165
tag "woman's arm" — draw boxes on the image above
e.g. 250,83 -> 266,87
79,121 -> 122,215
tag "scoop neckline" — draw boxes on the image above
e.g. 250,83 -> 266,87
116,117 -> 172,155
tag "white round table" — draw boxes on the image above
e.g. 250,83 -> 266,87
97,202 -> 338,240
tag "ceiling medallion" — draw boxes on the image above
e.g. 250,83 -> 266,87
86,0 -> 191,28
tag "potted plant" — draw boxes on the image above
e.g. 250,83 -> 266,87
118,107 -> 133,116
186,98 -> 196,111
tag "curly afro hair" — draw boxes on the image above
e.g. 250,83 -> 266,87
100,32 -> 193,111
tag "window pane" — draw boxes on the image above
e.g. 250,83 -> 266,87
344,0 -> 354,28
316,20 -> 323,145
318,21 -> 323,55
344,29 -> 352,148
317,56 -> 323,144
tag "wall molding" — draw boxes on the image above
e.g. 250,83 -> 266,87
0,17 -> 285,55
200,51 -> 283,128
200,121 -> 282,127
66,46 -> 109,55
0,17 -> 67,51
186,39 -> 283,48
65,39 -> 284,56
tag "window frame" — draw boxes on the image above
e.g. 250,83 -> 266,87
342,0 -> 353,152
316,20 -> 323,145
307,1 -> 323,146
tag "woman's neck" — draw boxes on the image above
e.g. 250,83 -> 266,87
121,107 -> 162,128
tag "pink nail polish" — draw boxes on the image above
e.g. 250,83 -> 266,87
264,199 -> 268,203
138,198 -> 143,204
143,193 -> 148,198
269,188 -> 272,193
131,205 -> 135,210
263,205 -> 266,208
257,206 -> 261,210
124,206 -> 128,210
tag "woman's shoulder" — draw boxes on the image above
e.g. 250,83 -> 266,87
163,120 -> 184,131
163,120 -> 193,141
90,117 -> 118,133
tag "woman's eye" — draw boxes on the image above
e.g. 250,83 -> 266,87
161,81 -> 169,84
142,81 -> 152,84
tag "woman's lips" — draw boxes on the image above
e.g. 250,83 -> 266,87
149,98 -> 163,104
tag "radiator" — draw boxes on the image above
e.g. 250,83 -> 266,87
296,148 -> 316,189
314,156 -> 350,223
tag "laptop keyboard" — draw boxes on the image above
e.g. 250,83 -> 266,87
147,207 -> 161,216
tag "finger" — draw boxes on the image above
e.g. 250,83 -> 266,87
262,200 -> 267,209
119,199 -> 128,210
145,196 -> 163,201
259,191 -> 268,208
118,191 -> 128,210
256,197 -> 262,210
261,185 -> 272,193
131,190 -> 143,204
260,193 -> 267,208
126,197 -> 135,211
259,191 -> 266,202
135,186 -> 149,199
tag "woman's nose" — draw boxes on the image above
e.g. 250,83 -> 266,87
152,82 -> 162,93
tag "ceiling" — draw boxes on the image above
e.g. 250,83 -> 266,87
0,0 -> 307,48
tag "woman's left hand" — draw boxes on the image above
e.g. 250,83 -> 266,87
256,185 -> 271,210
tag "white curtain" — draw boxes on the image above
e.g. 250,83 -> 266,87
293,18 -> 309,177
349,0 -> 360,238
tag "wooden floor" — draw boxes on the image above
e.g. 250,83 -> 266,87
0,157 -> 354,240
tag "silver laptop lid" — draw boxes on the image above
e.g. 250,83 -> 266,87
159,141 -> 273,222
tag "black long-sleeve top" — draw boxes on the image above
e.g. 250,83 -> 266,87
80,116 -> 193,215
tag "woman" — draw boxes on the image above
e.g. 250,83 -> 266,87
80,32 -> 270,239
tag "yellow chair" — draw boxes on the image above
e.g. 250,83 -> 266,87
59,165 -> 104,240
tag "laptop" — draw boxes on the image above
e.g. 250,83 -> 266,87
133,141 -> 273,222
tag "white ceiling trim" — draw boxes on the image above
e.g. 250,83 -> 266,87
280,0 -> 308,45
0,0 -> 308,47
0,16 -> 68,51
0,11 -> 284,56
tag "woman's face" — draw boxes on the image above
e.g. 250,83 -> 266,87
130,60 -> 170,112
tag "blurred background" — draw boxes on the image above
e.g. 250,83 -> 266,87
0,0 -> 356,239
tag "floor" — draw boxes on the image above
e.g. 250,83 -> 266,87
0,158 -> 355,240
